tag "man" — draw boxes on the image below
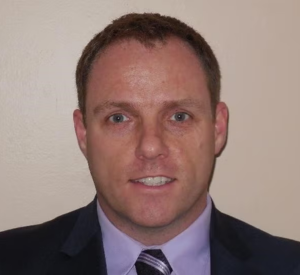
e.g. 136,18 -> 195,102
0,13 -> 299,275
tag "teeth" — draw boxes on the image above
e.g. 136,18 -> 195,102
133,177 -> 173,186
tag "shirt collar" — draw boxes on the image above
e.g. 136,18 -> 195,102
162,194 -> 211,275
97,194 -> 212,275
97,203 -> 142,275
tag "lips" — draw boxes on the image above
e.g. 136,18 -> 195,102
131,176 -> 175,186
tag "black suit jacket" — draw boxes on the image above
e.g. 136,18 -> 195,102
1,198 -> 300,275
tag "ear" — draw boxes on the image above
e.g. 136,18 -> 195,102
73,109 -> 87,158
214,102 -> 229,156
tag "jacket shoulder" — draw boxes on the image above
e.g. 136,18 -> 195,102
0,208 -> 81,274
218,210 -> 300,274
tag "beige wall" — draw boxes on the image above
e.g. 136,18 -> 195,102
1,0 -> 299,241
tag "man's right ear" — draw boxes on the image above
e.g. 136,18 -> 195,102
73,109 -> 87,158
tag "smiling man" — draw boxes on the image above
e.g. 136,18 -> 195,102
73,35 -> 227,247
1,13 -> 300,275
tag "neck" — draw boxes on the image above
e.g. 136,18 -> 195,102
98,193 -> 207,246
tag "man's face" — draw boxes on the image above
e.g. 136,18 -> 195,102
74,38 -> 228,238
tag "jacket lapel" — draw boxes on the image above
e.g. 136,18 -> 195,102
48,198 -> 107,275
48,197 -> 264,275
210,204 -> 261,275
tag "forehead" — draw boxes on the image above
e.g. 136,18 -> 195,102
86,37 -> 210,107
91,37 -> 204,76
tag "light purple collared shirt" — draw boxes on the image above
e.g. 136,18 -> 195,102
97,194 -> 212,275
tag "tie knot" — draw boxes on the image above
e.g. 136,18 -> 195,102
135,249 -> 173,275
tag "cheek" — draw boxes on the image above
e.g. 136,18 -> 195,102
173,124 -> 214,153
86,135 -> 128,192
86,128 -> 134,170
172,126 -> 215,168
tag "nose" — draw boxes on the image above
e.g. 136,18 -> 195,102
135,120 -> 169,160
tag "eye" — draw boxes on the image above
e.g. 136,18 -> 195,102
108,113 -> 129,123
170,112 -> 190,122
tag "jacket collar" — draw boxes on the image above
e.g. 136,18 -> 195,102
48,197 -> 107,275
210,202 -> 261,275
49,197 -> 261,275
61,197 -> 100,257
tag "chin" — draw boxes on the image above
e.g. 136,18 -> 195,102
128,210 -> 178,230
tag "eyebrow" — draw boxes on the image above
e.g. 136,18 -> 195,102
162,98 -> 206,112
93,101 -> 139,116
93,98 -> 207,115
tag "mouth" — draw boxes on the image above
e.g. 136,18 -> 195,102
130,176 -> 175,187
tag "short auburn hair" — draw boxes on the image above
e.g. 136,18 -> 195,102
76,13 -> 221,118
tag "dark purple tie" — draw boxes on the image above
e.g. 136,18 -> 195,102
135,249 -> 173,275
